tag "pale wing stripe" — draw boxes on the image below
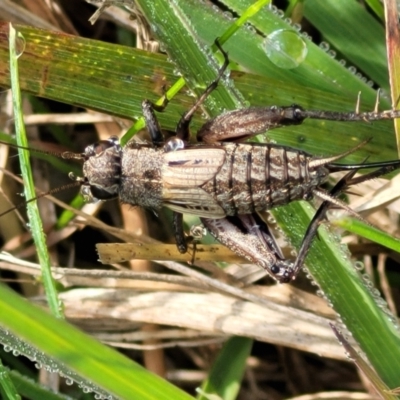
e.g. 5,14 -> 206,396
163,187 -> 226,218
163,148 -> 225,186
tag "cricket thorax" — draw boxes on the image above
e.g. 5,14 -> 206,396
119,144 -> 164,210
80,137 -> 164,210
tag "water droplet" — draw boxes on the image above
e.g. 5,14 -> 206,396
297,135 -> 306,142
223,11 -> 233,20
15,32 -> 26,58
371,288 -> 381,297
276,9 -> 284,17
164,138 -> 185,152
65,378 -> 74,386
264,29 -> 308,69
269,5 -> 278,14
293,23 -> 302,31
244,22 -> 256,33
354,261 -> 364,271
348,66 -> 357,74
319,41 -> 330,51
328,50 -> 336,58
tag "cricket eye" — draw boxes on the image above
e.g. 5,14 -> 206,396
85,136 -> 121,158
270,265 -> 281,275
80,183 -> 119,202
89,185 -> 119,201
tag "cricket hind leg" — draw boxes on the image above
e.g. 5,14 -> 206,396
201,214 -> 295,283
201,164 -> 399,283
289,163 -> 400,280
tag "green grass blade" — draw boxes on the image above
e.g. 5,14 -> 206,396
0,359 -> 19,400
334,217 -> 400,253
0,282 -> 195,400
304,0 -> 388,88
198,337 -> 252,400
8,23 -> 62,319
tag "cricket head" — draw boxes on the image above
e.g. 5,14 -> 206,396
66,136 -> 122,203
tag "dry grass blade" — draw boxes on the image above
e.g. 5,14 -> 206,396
33,288 -> 346,360
96,242 -> 245,264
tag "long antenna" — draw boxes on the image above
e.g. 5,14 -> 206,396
0,180 -> 81,220
0,139 -> 86,219
0,139 -> 85,161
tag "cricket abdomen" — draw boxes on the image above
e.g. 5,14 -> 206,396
202,143 -> 328,215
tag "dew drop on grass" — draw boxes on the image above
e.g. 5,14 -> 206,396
354,261 -> 364,271
319,41 -> 330,51
264,29 -> 308,69
15,31 -> 26,58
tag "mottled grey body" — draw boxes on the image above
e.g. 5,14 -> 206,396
81,139 -> 329,219
120,146 -> 164,210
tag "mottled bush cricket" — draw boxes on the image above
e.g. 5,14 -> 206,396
57,40 -> 400,283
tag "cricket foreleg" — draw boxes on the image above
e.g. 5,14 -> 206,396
173,211 -> 188,254
141,98 -> 168,147
201,214 -> 295,283
175,39 -> 230,142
